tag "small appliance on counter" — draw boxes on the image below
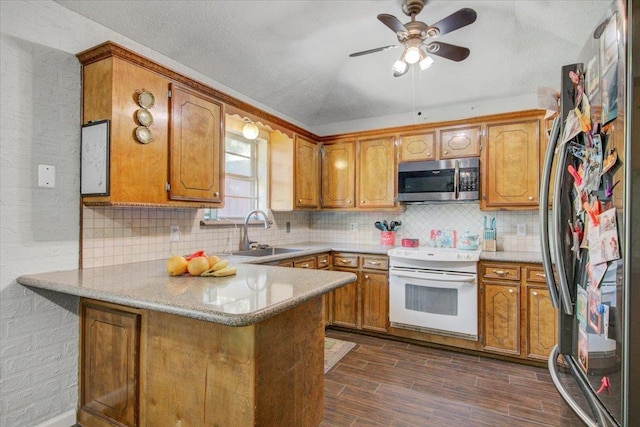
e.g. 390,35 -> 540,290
458,232 -> 479,250
401,238 -> 419,247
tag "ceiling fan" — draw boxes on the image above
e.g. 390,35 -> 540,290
349,0 -> 477,77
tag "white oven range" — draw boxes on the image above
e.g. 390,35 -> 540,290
387,247 -> 481,341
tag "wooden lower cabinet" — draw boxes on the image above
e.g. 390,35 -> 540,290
330,253 -> 388,333
480,262 -> 558,362
78,297 -> 324,427
482,280 -> 520,355
79,300 -> 141,427
360,270 -> 389,332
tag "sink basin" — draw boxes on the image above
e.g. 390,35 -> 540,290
231,247 -> 303,257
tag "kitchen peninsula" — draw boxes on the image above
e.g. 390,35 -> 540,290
17,261 -> 356,427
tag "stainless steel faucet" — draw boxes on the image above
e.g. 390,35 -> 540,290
241,210 -> 270,250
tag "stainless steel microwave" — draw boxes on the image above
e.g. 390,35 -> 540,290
397,158 -> 479,203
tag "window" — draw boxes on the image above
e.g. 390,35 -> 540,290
204,130 -> 267,220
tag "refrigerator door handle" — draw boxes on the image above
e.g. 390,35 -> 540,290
539,116 -> 561,309
548,346 -> 611,427
552,140 -> 574,315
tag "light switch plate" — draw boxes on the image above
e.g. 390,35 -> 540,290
38,164 -> 56,188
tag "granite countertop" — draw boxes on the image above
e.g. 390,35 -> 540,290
17,260 -> 356,327
16,242 -> 542,327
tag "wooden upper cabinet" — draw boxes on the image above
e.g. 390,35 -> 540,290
81,55 -> 170,206
169,83 -> 224,204
295,135 -> 320,209
482,119 -> 540,209
321,141 -> 355,208
77,42 -> 225,207
399,132 -> 436,162
357,137 -> 396,208
439,125 -> 481,159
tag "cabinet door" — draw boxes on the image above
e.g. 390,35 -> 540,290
439,126 -> 481,159
357,137 -> 396,208
331,274 -> 358,329
360,271 -> 389,333
321,141 -> 355,208
482,281 -> 520,355
483,120 -> 540,208
399,132 -> 436,162
294,136 -> 319,208
526,286 -> 557,360
169,83 -> 224,204
79,300 -> 140,427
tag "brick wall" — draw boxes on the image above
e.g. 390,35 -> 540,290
0,35 -> 80,426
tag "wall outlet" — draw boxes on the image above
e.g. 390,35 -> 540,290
517,223 -> 527,237
169,225 -> 180,242
349,223 -> 358,232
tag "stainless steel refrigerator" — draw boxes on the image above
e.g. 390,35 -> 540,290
539,1 -> 638,426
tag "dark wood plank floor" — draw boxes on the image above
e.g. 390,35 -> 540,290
323,329 -> 584,427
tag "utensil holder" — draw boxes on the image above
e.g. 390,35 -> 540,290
482,240 -> 497,251
380,231 -> 396,246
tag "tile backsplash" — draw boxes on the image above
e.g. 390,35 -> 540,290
82,203 -> 541,268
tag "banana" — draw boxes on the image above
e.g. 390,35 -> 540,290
211,266 -> 237,277
200,259 -> 230,276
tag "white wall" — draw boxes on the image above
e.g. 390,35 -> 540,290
0,34 -> 80,427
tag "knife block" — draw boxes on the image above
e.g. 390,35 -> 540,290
482,240 -> 497,251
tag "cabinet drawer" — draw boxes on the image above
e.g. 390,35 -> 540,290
316,254 -> 330,269
294,257 -> 317,269
333,254 -> 358,269
361,256 -> 388,271
482,264 -> 520,281
525,266 -> 551,283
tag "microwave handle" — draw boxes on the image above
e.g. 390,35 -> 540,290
454,159 -> 460,199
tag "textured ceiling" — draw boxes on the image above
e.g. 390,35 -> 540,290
54,0 -> 611,134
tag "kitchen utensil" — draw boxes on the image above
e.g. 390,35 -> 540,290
389,220 -> 402,231
382,220 -> 389,231
374,221 -> 386,231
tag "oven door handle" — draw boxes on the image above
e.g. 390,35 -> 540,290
390,269 -> 476,283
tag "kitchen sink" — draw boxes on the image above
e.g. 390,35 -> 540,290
231,247 -> 303,257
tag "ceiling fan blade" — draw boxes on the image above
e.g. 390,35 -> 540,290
377,14 -> 408,35
349,45 -> 398,57
426,41 -> 470,62
429,8 -> 477,36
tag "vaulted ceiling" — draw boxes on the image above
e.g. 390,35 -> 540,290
54,0 -> 611,134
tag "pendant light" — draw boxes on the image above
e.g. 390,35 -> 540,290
242,118 -> 259,140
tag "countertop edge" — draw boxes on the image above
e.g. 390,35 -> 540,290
17,269 -> 356,327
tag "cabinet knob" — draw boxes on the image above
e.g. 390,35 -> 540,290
347,199 -> 352,204
528,196 -> 534,201
214,192 -> 219,197
533,291 -> 538,296
368,261 -> 380,266
299,263 -> 310,268
427,152 -> 431,156
364,275 -> 369,279
319,259 -> 328,264
444,150 -> 449,154
298,199 -> 302,203
340,259 -> 352,264
492,269 -> 508,277
361,200 -> 365,204
535,273 -> 546,279
509,289 -> 514,293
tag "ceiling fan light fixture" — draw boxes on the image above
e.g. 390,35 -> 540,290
404,45 -> 422,64
242,118 -> 259,140
392,59 -> 408,74
419,55 -> 434,70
